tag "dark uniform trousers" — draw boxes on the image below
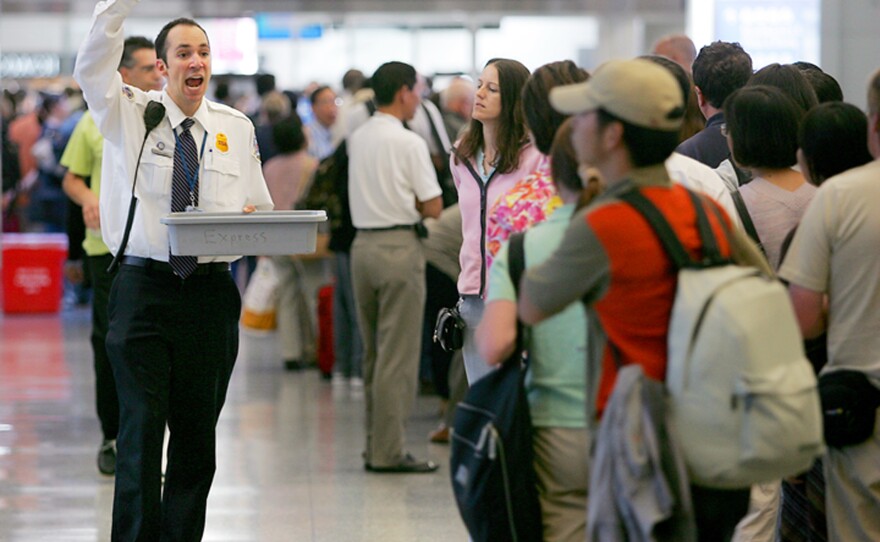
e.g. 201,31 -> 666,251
106,263 -> 240,541
87,252 -> 119,441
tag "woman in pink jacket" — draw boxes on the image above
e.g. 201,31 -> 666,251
451,58 -> 542,383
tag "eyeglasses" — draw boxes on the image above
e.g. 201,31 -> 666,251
720,123 -> 729,136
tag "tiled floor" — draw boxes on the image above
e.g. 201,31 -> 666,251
0,307 -> 466,541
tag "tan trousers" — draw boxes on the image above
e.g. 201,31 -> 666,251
825,412 -> 880,542
532,426 -> 590,542
732,482 -> 781,542
271,256 -> 316,363
351,230 -> 426,467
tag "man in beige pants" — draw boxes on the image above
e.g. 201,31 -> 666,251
348,61 -> 443,473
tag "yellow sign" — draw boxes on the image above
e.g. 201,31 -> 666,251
216,133 -> 229,153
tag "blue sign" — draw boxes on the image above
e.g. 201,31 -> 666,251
256,13 -> 293,40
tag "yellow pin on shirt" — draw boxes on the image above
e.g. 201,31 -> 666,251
216,133 -> 229,153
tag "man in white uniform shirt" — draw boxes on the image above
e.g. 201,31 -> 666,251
74,2 -> 273,540
349,61 -> 443,473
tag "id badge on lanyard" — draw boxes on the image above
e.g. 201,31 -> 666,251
173,128 -> 208,212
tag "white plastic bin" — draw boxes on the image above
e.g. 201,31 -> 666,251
160,210 -> 327,256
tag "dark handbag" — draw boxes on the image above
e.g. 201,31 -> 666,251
819,370 -> 880,448
450,233 -> 542,542
434,306 -> 465,352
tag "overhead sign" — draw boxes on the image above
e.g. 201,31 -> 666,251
1,53 -> 61,78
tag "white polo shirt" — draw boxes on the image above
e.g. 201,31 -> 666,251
73,0 -> 273,263
665,152 -> 741,229
347,112 -> 441,229
779,159 -> 880,378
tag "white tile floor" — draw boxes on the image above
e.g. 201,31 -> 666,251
0,307 -> 467,541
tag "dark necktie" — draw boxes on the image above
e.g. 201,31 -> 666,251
170,117 -> 199,278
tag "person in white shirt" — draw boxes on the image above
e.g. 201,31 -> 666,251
643,54 -> 741,227
305,85 -> 339,160
74,2 -> 273,539
348,61 -> 443,474
780,68 -> 880,542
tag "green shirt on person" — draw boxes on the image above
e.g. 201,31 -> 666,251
487,203 -> 587,428
60,111 -> 109,256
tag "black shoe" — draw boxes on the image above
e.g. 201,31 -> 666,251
97,439 -> 116,476
284,359 -> 305,371
366,453 -> 439,474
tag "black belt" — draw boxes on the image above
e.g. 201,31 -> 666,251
121,256 -> 230,276
357,224 -> 417,232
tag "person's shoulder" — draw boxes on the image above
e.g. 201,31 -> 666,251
667,151 -> 711,173
519,141 -> 543,162
70,110 -> 98,135
206,100 -> 253,125
420,99 -> 441,115
828,160 -> 879,186
667,152 -> 726,188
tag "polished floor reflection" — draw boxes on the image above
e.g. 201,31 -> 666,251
0,307 -> 466,541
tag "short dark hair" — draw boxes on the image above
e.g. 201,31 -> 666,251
794,63 -> 844,103
521,60 -> 589,155
692,41 -> 753,109
870,68 -> 880,116
371,61 -> 416,107
272,114 -> 306,154
342,69 -> 366,92
255,73 -> 276,97
310,85 -> 334,106
798,102 -> 872,185
724,85 -> 803,169
456,58 -> 531,174
154,18 -> 208,64
749,63 -> 818,113
119,36 -> 155,70
597,109 -> 679,167
549,118 -> 582,194
214,79 -> 230,101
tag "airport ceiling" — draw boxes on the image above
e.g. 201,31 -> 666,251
1,0 -> 684,17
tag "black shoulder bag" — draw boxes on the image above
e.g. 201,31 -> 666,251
450,232 -> 542,542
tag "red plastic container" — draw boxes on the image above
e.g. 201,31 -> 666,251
1,233 -> 68,313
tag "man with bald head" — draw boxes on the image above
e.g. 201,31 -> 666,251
653,34 -> 697,73
441,76 -> 475,139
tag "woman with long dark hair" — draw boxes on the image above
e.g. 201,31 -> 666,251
451,58 -> 542,384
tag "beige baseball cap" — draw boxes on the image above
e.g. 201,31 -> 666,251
550,58 -> 685,132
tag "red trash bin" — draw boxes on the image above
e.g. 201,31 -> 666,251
1,233 -> 69,314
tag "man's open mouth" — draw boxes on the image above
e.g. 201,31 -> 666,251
186,76 -> 203,88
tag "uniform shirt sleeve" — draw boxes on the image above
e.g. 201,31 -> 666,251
73,0 -> 140,144
243,121 -> 274,211
521,208 -> 612,316
778,188 -> 832,292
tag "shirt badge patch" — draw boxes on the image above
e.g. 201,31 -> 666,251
252,134 -> 261,163
122,86 -> 134,101
215,132 -> 229,153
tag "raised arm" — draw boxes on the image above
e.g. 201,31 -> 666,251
73,0 -> 140,143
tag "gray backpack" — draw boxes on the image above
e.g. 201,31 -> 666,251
620,188 -> 824,489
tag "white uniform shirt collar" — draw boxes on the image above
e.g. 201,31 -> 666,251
162,91 -> 212,134
373,111 -> 405,127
